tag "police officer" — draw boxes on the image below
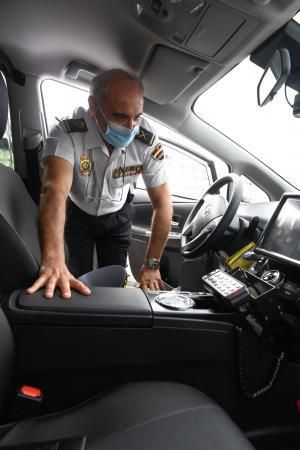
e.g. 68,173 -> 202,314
27,69 -> 173,298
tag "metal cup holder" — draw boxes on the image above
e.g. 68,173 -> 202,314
155,292 -> 195,310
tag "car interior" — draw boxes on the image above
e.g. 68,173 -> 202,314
1,0 -> 300,449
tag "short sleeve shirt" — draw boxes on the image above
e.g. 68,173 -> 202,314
42,107 -> 168,216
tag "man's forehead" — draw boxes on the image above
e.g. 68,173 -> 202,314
103,88 -> 144,115
105,80 -> 143,100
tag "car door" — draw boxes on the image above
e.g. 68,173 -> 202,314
128,139 -> 218,287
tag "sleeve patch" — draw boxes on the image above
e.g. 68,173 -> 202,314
151,143 -> 164,161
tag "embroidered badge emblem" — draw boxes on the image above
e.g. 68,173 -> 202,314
79,153 -> 91,175
150,143 -> 164,161
112,165 -> 142,179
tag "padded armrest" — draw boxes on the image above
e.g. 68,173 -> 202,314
17,287 -> 150,314
7,287 -> 152,327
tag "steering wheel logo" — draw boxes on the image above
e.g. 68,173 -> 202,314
202,204 -> 212,217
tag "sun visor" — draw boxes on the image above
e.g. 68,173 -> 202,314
142,45 -> 208,104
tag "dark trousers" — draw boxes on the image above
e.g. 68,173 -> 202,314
65,199 -> 135,277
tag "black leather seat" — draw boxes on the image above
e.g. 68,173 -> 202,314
0,380 -> 254,449
0,72 -> 254,449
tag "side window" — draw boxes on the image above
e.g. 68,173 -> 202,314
241,175 -> 269,203
165,144 -> 211,199
0,72 -> 14,169
138,116 -> 228,200
41,79 -> 88,132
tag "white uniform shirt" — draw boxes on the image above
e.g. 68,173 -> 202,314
42,107 -> 168,216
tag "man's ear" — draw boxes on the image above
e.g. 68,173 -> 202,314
88,96 -> 97,117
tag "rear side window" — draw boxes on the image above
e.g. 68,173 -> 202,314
0,72 -> 14,169
41,79 -> 88,132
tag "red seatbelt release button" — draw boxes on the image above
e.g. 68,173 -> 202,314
19,385 -> 43,400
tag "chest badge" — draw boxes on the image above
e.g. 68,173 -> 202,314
79,153 -> 91,176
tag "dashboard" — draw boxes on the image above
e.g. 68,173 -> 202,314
149,193 -> 300,362
209,193 -> 300,361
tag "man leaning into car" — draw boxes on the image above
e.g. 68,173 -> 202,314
27,69 -> 173,299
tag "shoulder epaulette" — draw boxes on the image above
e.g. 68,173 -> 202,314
61,118 -> 88,133
135,126 -> 155,146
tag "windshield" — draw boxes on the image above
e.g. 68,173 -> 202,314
194,56 -> 299,189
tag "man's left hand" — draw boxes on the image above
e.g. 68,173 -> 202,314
139,265 -> 165,291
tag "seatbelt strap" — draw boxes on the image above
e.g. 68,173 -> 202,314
23,128 -> 42,205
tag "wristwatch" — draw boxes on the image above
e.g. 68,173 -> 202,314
144,258 -> 160,270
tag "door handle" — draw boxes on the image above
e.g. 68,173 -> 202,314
171,215 -> 182,229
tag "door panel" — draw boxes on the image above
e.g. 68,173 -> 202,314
129,188 -> 195,287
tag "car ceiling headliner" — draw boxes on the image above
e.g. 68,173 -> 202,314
1,0 -> 300,127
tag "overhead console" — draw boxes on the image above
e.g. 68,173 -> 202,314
133,0 -> 300,106
133,0 -> 259,62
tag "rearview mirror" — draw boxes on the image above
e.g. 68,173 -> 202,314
257,48 -> 291,107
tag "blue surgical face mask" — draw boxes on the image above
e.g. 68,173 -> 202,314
96,104 -> 140,148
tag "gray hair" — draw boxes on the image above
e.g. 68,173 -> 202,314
90,69 -> 144,104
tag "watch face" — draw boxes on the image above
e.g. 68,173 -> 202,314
145,259 -> 160,269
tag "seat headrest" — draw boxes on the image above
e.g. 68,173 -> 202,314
0,72 -> 8,140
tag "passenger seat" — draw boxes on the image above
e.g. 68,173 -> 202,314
0,306 -> 253,448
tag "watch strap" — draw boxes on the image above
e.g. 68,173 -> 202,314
144,258 -> 160,270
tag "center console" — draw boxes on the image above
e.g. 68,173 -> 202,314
5,283 -> 239,327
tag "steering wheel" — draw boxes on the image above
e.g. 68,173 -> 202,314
181,174 -> 243,259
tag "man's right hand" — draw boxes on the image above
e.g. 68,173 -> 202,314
26,263 -> 91,299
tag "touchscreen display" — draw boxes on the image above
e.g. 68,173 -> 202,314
257,196 -> 300,265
